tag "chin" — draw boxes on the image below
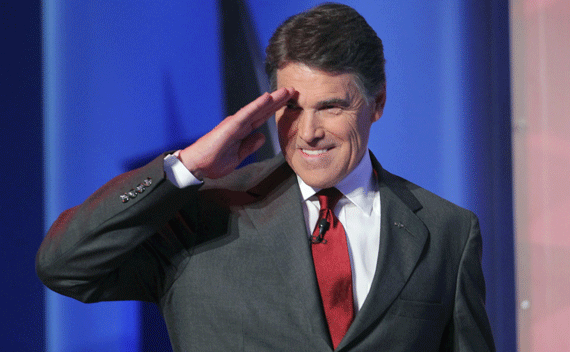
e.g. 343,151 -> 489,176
300,174 -> 338,189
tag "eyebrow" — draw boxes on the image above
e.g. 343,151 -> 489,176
286,98 -> 351,108
316,98 -> 351,108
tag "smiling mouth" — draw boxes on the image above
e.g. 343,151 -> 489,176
301,148 -> 330,156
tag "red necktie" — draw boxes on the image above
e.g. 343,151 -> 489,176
311,188 -> 354,349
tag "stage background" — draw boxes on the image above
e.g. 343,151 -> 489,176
511,0 -> 570,351
1,1 -> 44,351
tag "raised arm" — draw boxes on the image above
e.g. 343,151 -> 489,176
36,88 -> 294,303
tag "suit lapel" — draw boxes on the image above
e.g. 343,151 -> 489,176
243,161 -> 331,343
239,153 -> 429,350
338,155 -> 429,350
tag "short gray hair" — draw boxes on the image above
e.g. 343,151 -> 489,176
265,3 -> 386,100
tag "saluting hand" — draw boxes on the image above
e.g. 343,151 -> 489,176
178,87 -> 294,180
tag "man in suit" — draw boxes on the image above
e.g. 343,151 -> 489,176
37,3 -> 495,351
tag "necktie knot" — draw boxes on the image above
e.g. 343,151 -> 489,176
316,187 -> 343,212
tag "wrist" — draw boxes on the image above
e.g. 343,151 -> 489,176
176,150 -> 205,181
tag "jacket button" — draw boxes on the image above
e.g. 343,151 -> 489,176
119,194 -> 129,203
143,177 -> 152,187
127,189 -> 138,198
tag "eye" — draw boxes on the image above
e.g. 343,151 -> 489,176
286,102 -> 301,110
321,105 -> 342,115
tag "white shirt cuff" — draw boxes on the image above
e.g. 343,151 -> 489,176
163,151 -> 203,188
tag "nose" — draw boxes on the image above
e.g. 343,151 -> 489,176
298,110 -> 324,142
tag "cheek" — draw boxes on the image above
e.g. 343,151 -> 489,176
350,114 -> 373,144
327,118 -> 361,143
328,120 -> 369,158
276,115 -> 298,144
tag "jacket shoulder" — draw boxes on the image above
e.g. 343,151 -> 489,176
380,167 -> 476,225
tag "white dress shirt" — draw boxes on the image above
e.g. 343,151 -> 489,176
296,153 -> 380,312
164,152 -> 381,312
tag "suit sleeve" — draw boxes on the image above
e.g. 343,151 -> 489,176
36,152 -> 198,303
451,213 -> 496,351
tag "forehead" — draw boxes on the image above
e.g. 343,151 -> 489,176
276,63 -> 361,103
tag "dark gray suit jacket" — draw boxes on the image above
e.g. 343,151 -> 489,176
37,151 -> 495,351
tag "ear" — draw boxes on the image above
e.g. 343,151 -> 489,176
371,88 -> 386,123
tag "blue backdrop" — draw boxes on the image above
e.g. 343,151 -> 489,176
2,0 -> 515,351
1,1 -> 44,351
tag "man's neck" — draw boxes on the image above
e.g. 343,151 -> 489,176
297,151 -> 374,202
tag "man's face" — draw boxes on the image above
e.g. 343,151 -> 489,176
275,63 -> 385,189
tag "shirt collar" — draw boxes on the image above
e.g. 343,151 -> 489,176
297,152 -> 377,215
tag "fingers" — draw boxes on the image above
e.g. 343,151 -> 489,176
178,88 -> 292,179
235,89 -> 291,161
234,87 -> 294,128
